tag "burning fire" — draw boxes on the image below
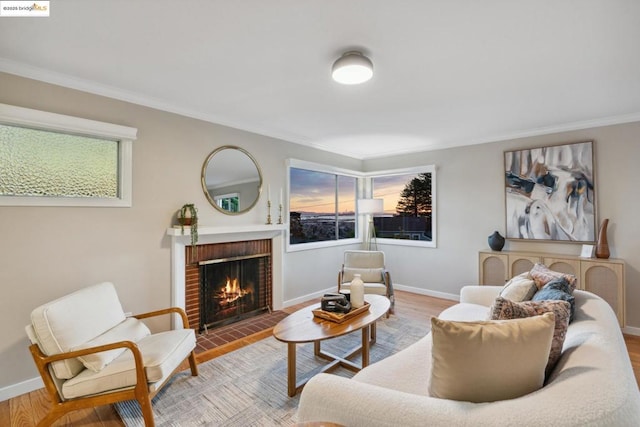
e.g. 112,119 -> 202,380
217,276 -> 250,306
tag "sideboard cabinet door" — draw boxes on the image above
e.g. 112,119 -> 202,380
479,252 -> 508,285
543,257 -> 581,278
508,254 -> 541,277
581,260 -> 625,327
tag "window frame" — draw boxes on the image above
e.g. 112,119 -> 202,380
214,192 -> 240,212
366,165 -> 437,248
286,159 -> 362,252
0,103 -> 137,207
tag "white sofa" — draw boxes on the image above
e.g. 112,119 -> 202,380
297,286 -> 640,426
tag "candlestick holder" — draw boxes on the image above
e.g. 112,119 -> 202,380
266,200 -> 272,225
277,204 -> 283,224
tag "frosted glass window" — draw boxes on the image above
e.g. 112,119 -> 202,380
0,124 -> 119,198
0,102 -> 136,207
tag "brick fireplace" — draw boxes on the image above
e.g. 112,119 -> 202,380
185,239 -> 272,332
167,224 -> 286,330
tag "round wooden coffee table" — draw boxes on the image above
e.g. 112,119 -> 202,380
273,294 -> 390,396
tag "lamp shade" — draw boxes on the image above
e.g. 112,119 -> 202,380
358,198 -> 384,215
331,51 -> 373,85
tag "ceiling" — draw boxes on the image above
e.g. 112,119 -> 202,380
1,0 -> 640,160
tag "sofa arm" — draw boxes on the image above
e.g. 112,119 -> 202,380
298,374 -> 477,427
459,285 -> 502,306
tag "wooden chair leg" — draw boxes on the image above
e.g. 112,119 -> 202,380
138,393 -> 155,427
188,350 -> 199,376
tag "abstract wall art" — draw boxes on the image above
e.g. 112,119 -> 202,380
504,141 -> 595,242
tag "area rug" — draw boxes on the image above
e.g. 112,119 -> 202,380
115,314 -> 429,426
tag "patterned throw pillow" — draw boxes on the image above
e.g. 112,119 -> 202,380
500,272 -> 538,302
490,297 -> 571,378
532,278 -> 576,322
529,263 -> 577,292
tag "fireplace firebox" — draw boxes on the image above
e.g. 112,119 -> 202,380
199,252 -> 271,332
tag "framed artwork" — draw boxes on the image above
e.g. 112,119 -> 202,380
504,141 -> 596,243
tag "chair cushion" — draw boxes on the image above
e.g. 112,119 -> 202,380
341,281 -> 387,295
72,317 -> 151,372
61,328 -> 196,399
344,250 -> 385,268
429,313 -> 554,403
30,282 -> 126,379
342,267 -> 384,283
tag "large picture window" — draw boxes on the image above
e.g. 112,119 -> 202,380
288,161 -> 358,248
371,166 -> 436,247
0,103 -> 136,207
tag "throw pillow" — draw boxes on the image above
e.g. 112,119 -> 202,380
500,272 -> 538,302
429,313 -> 555,403
342,267 -> 384,283
532,278 -> 576,322
530,263 -> 577,292
490,297 -> 570,378
72,317 -> 151,372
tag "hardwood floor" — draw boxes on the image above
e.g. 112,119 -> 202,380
3,290 -> 640,426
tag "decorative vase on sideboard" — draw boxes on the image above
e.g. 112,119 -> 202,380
595,218 -> 610,259
488,231 -> 505,251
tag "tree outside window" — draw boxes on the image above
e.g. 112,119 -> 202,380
372,171 -> 433,242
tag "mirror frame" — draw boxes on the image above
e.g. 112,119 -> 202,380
201,145 -> 263,215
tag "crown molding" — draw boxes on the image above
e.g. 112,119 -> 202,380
0,57 -> 311,145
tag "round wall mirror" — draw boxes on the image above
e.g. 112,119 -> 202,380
201,146 -> 262,215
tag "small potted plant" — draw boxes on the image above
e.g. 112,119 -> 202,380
178,203 -> 198,260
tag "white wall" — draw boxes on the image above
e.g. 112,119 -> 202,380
2,72 -> 639,399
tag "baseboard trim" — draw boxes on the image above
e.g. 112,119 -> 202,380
623,326 -> 640,336
282,286 -> 335,308
0,376 -> 43,402
392,284 -> 460,302
283,285 -> 460,308
284,285 -> 460,308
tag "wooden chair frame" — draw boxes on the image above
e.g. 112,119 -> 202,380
29,307 -> 198,427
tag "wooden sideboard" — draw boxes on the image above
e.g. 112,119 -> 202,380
479,250 -> 625,327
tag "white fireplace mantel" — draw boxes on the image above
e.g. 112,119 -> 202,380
167,224 -> 287,315
166,224 -> 286,239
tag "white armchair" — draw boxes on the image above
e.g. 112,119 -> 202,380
25,282 -> 198,427
338,250 -> 394,313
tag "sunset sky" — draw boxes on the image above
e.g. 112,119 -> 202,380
289,168 -> 419,215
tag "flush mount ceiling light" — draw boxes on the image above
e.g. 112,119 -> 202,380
331,51 -> 373,85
